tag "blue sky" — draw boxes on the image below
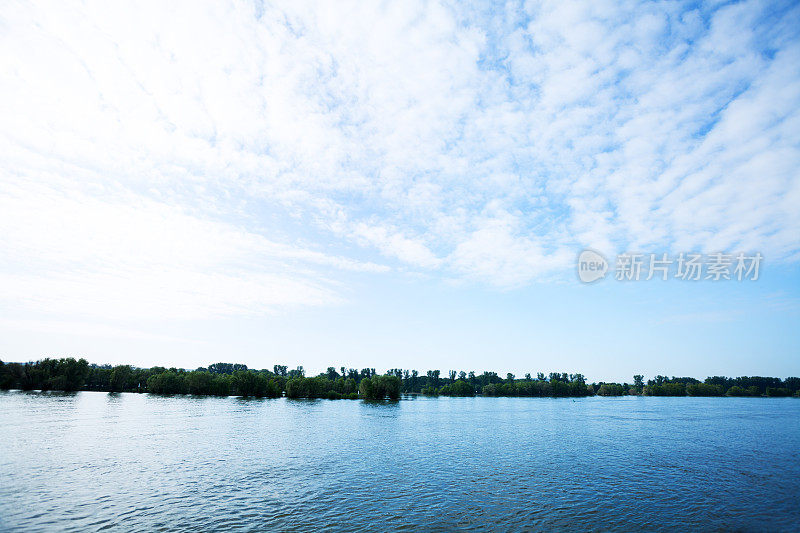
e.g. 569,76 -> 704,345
0,0 -> 798,381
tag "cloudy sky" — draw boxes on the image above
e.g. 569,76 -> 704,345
1,0 -> 798,380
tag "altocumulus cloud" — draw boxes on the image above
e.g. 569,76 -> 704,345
0,0 -> 799,320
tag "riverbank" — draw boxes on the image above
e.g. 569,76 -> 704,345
2,358 -> 798,400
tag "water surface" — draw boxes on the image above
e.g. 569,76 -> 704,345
1,392 -> 798,531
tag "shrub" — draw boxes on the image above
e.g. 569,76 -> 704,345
766,387 -> 791,397
147,371 -> 186,394
231,370 -> 281,398
726,385 -> 751,397
686,383 -> 724,396
597,383 -> 626,396
644,382 -> 686,396
360,375 -> 401,400
438,380 -> 474,396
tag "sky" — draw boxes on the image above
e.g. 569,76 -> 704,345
0,0 -> 798,382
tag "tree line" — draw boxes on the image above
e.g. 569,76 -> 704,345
0,359 -> 401,400
1,358 -> 798,399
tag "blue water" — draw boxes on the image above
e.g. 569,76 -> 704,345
0,392 -> 798,532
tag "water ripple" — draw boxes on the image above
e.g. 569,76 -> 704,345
0,392 -> 798,531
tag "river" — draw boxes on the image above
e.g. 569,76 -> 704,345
1,391 -> 798,531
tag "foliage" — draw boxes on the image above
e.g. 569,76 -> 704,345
186,371 -> 231,396
110,365 -> 133,392
0,358 -> 89,392
765,387 -> 791,397
482,375 -> 592,398
359,375 -> 401,400
633,374 -> 644,393
206,363 -> 248,375
1,359 -> 798,403
147,371 -> 185,394
726,385 -> 759,397
686,383 -> 724,396
597,383 -> 626,396
230,370 -> 281,398
438,379 -> 475,396
644,382 -> 686,396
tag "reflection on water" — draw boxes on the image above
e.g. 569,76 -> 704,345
1,391 -> 798,532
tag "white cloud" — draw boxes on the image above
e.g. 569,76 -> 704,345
449,211 -> 573,287
350,222 -> 441,269
0,0 -> 798,324
0,173 -> 381,320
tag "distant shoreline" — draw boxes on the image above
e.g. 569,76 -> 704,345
2,358 -> 798,400
2,389 -> 797,399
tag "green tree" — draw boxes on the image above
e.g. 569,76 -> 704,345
185,371 -> 214,395
232,370 -> 279,398
686,383 -> 724,396
597,383 -> 625,396
147,371 -> 185,394
50,358 -> 89,391
110,365 -> 132,392
439,379 -> 474,396
360,375 -> 401,400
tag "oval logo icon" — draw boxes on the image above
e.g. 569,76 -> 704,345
577,250 -> 608,283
